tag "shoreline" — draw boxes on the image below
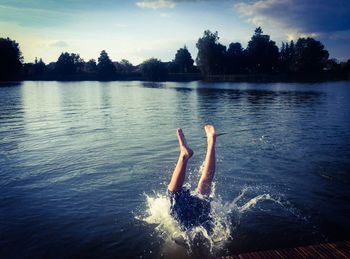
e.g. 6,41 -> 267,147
1,72 -> 349,84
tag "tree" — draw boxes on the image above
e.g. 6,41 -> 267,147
34,57 -> 46,75
84,59 -> 97,73
0,37 -> 23,80
279,40 -> 295,73
226,42 -> 245,73
255,27 -> 263,36
325,58 -> 341,73
173,46 -> 194,73
293,37 -> 329,74
196,30 -> 226,75
245,27 -> 279,73
115,59 -> 133,74
97,50 -> 116,77
22,57 -> 46,78
55,52 -> 84,75
344,59 -> 350,74
140,58 -> 168,81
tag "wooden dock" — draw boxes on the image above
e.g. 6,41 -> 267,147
224,240 -> 350,258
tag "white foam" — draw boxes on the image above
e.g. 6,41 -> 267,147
137,185 -> 280,254
136,163 -> 307,255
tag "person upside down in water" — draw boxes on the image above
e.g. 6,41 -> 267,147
167,124 -> 216,231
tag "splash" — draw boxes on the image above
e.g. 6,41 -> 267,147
138,186 -> 280,255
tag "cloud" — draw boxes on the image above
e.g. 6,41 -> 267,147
235,0 -> 350,59
136,0 -> 176,9
135,0 -> 229,9
235,0 -> 350,36
50,41 -> 69,48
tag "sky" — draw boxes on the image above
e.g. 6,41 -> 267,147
1,0 -> 349,65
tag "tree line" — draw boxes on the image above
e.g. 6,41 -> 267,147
1,27 -> 350,81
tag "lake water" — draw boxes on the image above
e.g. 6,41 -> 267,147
0,81 -> 350,258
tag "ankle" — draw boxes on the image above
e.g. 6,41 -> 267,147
180,151 -> 190,160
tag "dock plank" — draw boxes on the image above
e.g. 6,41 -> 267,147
223,240 -> 350,259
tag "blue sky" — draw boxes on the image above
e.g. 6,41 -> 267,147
1,0 -> 349,64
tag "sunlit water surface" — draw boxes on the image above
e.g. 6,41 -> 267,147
0,81 -> 350,258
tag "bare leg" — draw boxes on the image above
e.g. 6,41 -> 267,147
196,125 -> 216,196
167,128 -> 193,192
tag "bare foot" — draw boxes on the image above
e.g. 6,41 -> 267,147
176,128 -> 193,159
204,124 -> 216,142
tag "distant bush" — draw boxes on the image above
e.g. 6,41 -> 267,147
140,58 -> 168,81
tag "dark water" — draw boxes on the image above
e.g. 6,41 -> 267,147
0,81 -> 349,258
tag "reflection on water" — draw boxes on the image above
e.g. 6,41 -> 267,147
141,81 -> 165,89
0,81 -> 349,258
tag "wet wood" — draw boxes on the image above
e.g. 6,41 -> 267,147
223,240 -> 350,259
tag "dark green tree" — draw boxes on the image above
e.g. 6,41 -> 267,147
293,37 -> 329,73
173,46 -> 194,73
344,59 -> 350,74
196,30 -> 226,75
325,58 -> 341,73
245,27 -> 279,73
255,26 -> 263,36
84,59 -> 97,73
22,58 -> 46,78
226,42 -> 245,73
279,42 -> 286,72
97,50 -> 116,77
34,57 -> 46,75
115,59 -> 133,74
280,41 -> 295,73
140,58 -> 168,81
55,52 -> 84,75
0,37 -> 23,80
